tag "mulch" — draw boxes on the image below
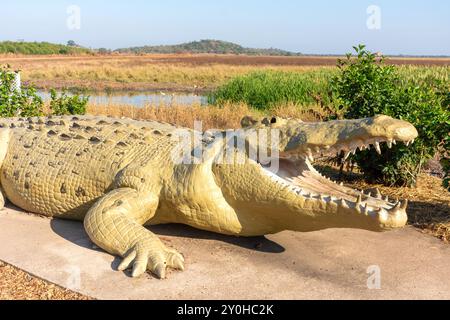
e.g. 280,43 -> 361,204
0,260 -> 92,300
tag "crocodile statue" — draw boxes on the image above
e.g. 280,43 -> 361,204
0,114 -> 418,279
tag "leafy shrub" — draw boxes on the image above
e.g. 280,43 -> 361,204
331,46 -> 398,119
331,45 -> 450,187
0,65 -> 43,117
49,89 -> 89,115
0,41 -> 91,55
209,70 -> 333,110
440,134 -> 450,191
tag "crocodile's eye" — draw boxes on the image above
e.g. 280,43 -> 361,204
271,117 -> 277,124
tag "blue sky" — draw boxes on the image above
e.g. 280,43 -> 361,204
0,0 -> 449,55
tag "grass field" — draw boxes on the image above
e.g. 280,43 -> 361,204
2,54 -> 449,92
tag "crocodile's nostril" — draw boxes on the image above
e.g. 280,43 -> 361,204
394,125 -> 418,141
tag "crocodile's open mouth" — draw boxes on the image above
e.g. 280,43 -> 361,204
261,136 -> 415,229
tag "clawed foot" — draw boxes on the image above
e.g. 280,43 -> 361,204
117,240 -> 185,279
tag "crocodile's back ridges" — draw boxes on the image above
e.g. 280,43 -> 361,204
0,115 -> 184,134
0,115 -> 184,219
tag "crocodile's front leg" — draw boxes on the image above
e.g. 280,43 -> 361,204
84,188 -> 184,279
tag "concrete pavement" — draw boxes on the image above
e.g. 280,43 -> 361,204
0,206 -> 449,300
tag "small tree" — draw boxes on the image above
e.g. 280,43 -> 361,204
0,65 -> 43,117
49,89 -> 89,115
97,48 -> 111,55
331,45 -> 449,187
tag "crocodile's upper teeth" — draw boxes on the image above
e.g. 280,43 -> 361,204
374,141 -> 382,154
387,140 -> 392,148
343,151 -> 351,161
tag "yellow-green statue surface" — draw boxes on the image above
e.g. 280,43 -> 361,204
0,115 -> 418,278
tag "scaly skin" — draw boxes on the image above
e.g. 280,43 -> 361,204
0,114 -> 418,279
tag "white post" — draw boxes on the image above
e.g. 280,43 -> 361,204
13,72 -> 21,92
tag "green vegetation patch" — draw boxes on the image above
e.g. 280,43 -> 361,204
0,41 -> 92,55
332,45 -> 449,187
208,69 -> 334,110
0,65 -> 43,117
49,89 -> 88,116
1,65 -> 88,116
441,134 -> 450,191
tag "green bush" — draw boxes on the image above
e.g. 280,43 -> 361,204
331,45 -> 450,187
441,134 -> 450,191
1,65 -> 89,118
0,65 -> 44,117
0,41 -> 92,55
208,70 -> 333,110
331,46 -> 398,119
49,89 -> 89,115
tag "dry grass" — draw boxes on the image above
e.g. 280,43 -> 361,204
0,260 -> 92,300
3,54 -> 448,92
88,103 -> 252,130
3,54 -> 332,92
86,102 -> 325,130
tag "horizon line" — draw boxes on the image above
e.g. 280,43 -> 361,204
1,39 -> 449,58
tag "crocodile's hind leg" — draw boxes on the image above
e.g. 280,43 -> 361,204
0,129 -> 11,209
84,188 -> 185,279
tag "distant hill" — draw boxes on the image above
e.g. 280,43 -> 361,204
0,41 -> 92,55
115,39 -> 301,56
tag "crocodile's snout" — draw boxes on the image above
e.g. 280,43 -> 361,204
377,201 -> 409,230
392,124 -> 418,143
368,115 -> 418,144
